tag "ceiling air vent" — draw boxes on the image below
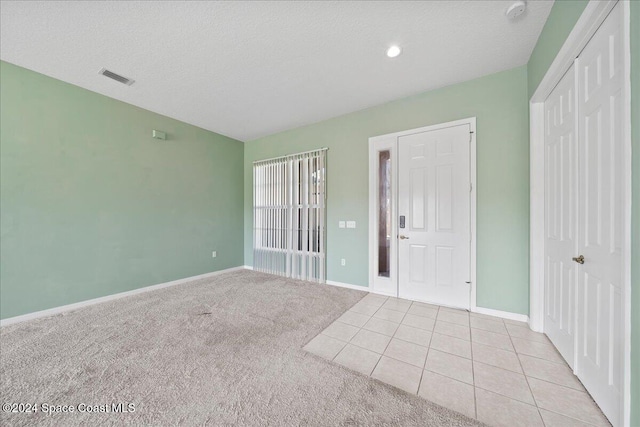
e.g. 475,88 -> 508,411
99,68 -> 135,86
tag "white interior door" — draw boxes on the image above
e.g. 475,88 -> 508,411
575,3 -> 624,425
543,64 -> 578,368
398,124 -> 471,308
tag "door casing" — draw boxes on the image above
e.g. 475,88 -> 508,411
529,1 -> 632,425
368,117 -> 477,311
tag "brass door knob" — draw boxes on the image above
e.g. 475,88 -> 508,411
572,255 -> 585,264
399,235 -> 410,240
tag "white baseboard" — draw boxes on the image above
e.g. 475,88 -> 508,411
0,266 -> 246,327
242,269 -> 371,293
242,267 -> 373,293
1,267 -> 529,328
325,280 -> 370,292
471,306 -> 529,323
325,278 -> 529,324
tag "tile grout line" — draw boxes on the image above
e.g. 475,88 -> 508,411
335,324 -> 608,426
508,341 -> 568,365
327,298 -> 383,362
329,327 -> 363,362
334,307 -> 440,353
505,323 -> 547,426
469,325 -> 510,336
370,300 -> 418,378
417,303 -> 439,398
331,315 -> 433,370
319,298 -> 605,426
367,297 -> 398,375
327,320 -> 593,393
522,375 -> 602,397
536,407 -> 606,427
383,331 -> 432,347
471,360 -> 553,406
329,298 -> 387,368
367,346 -> 429,369
468,309 -> 478,420
326,301 -> 547,424
348,311 -> 431,362
426,332 -> 475,360
327,294 -> 390,364
435,308 -> 471,336
474,317 -> 554,418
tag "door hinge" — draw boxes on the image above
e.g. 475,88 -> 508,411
469,131 -> 474,143
470,183 -> 473,192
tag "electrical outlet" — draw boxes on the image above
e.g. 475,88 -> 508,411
341,258 -> 346,266
346,221 -> 356,229
212,251 -> 217,258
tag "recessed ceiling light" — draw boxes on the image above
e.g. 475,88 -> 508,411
386,45 -> 402,58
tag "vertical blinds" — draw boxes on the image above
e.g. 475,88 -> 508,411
253,149 -> 327,283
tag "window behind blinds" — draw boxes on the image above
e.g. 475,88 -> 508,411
253,149 -> 327,283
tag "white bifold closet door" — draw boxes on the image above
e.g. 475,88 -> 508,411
575,3 -> 624,424
543,3 -> 624,425
544,63 -> 578,368
253,149 -> 326,283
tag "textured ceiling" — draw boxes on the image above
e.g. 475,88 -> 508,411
0,1 -> 553,141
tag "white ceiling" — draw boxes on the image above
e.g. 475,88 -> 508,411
0,1 -> 553,141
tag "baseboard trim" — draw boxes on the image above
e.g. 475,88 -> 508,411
1,268 -> 529,327
241,267 -> 372,294
324,279 -> 529,324
0,266 -> 246,327
472,306 -> 529,323
327,277 -> 529,323
325,280 -> 369,292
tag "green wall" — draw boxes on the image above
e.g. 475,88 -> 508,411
0,61 -> 245,320
527,0 -> 589,97
244,66 -> 530,315
528,2 -> 640,423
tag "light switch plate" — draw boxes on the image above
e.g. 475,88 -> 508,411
346,221 -> 356,229
338,221 -> 346,228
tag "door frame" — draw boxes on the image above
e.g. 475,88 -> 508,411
529,1 -> 632,425
368,117 -> 477,310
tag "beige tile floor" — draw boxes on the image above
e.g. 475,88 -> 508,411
304,293 -> 611,427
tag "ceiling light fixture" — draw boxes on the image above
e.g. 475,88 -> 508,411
386,45 -> 402,58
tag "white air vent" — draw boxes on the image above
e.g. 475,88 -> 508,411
98,68 -> 134,86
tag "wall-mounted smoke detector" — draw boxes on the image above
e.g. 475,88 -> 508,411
98,68 -> 135,86
506,1 -> 526,20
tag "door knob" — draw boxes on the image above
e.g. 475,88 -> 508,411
572,255 -> 585,264
399,235 -> 410,240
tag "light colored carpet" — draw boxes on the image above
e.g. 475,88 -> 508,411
0,270 -> 482,426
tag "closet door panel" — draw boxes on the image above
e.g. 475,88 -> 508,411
575,3 -> 623,426
543,64 -> 577,367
